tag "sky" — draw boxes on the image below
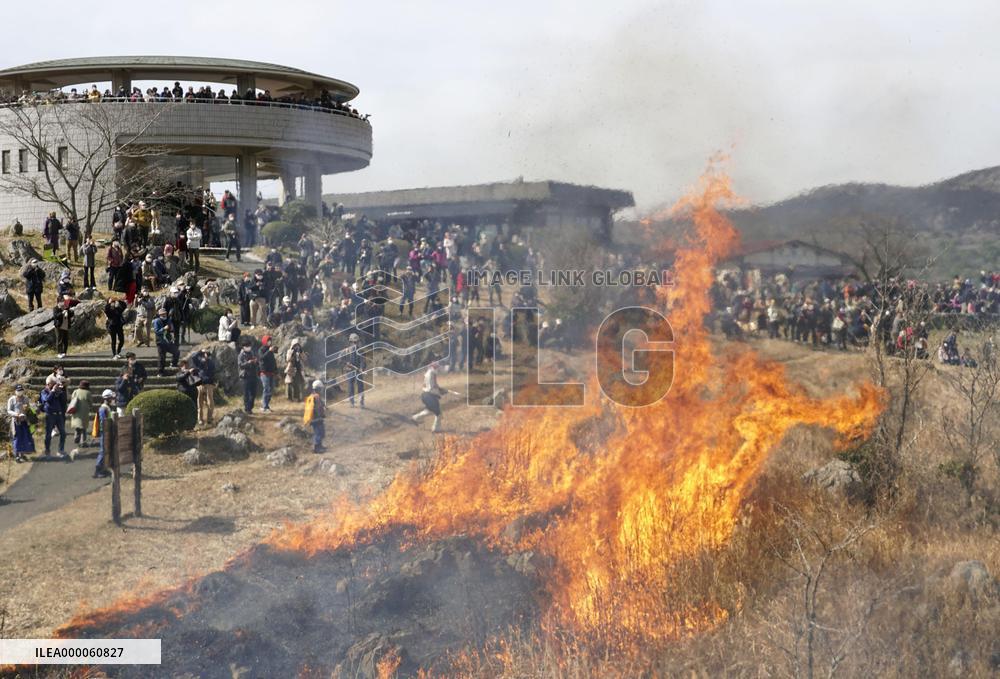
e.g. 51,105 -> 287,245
9,0 -> 1000,212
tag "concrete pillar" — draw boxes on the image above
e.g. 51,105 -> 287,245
111,70 -> 131,96
304,164 -> 323,215
278,169 -> 297,206
238,150 -> 258,217
236,74 -> 256,97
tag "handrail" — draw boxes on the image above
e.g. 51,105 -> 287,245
0,97 -> 371,124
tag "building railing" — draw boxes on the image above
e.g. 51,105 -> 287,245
0,96 -> 371,124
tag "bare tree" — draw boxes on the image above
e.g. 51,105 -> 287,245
940,332 -> 1000,501
763,505 -> 907,679
0,102 -> 181,238
854,220 -> 939,502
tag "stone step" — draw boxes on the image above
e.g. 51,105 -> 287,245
26,375 -> 177,385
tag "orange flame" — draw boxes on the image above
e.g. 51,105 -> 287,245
265,160 -> 885,645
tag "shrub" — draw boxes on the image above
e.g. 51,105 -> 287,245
128,389 -> 197,438
281,200 -> 318,226
190,305 -> 228,335
262,220 -> 308,247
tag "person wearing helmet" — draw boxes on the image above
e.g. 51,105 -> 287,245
303,379 -> 326,453
93,389 -> 116,478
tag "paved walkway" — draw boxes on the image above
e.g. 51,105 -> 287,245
0,448 -> 110,533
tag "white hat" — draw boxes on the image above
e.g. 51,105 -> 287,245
101,389 -> 115,399
312,380 -> 324,390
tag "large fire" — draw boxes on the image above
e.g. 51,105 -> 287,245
263,162 -> 885,647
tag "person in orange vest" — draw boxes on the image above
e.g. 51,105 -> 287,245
303,380 -> 326,453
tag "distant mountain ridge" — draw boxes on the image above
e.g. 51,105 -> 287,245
726,165 -> 1000,242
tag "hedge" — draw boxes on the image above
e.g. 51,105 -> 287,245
190,305 -> 229,335
281,200 -> 318,226
262,220 -> 308,247
128,389 -> 197,438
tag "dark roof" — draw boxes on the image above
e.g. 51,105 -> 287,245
0,56 -> 359,99
731,239 -> 853,262
329,180 -> 635,212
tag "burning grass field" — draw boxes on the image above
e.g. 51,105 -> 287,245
6,163 -> 998,677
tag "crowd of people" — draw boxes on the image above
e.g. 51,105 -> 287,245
714,269 -> 1000,365
0,83 -> 369,120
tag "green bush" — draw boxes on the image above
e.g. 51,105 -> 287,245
281,200 -> 318,226
128,389 -> 197,438
262,220 -> 308,247
190,305 -> 229,335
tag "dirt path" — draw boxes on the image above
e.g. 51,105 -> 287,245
0,449 -> 110,533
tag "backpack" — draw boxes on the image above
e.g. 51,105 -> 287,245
303,394 -> 315,425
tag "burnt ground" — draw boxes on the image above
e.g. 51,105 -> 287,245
53,532 -> 540,678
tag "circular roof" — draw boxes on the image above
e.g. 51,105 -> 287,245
0,56 -> 360,100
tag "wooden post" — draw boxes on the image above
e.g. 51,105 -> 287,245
109,418 -> 121,526
132,408 -> 142,518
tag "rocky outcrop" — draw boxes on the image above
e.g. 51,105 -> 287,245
949,560 -> 997,601
276,416 -> 310,439
10,300 -> 105,348
184,341 -> 239,394
214,409 -> 255,437
0,287 -> 23,326
802,459 -> 862,500
217,278 -> 240,303
266,446 -> 297,467
182,448 -> 209,466
2,239 -> 42,266
0,358 -> 36,383
267,321 -> 323,370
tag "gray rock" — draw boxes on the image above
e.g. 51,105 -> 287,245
301,458 -> 339,476
10,306 -> 55,333
217,278 -> 240,303
266,446 -> 297,467
37,261 -> 69,282
198,432 -> 259,459
3,239 -> 42,266
803,459 -> 862,500
220,482 -> 239,493
182,448 -> 210,466
0,357 -> 35,383
269,320 -> 323,370
0,288 -> 23,326
13,325 -> 53,348
215,409 -> 255,435
67,300 -> 105,340
949,560 -> 996,600
185,341 -> 239,394
276,416 -> 310,439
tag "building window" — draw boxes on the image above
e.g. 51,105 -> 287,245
18,149 -> 27,173
57,146 -> 68,169
1,150 -> 9,174
37,153 -> 44,172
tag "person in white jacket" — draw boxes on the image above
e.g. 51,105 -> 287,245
186,224 -> 203,271
217,309 -> 240,345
